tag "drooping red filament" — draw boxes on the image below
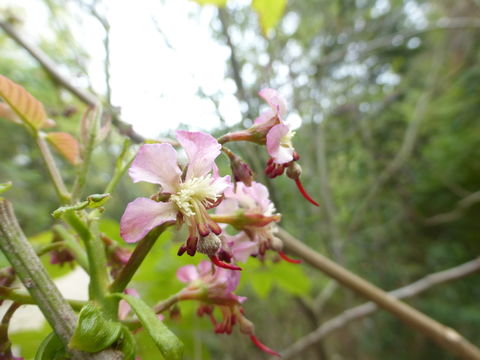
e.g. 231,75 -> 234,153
210,256 -> 242,271
250,335 -> 281,357
278,251 -> 302,264
294,178 -> 319,207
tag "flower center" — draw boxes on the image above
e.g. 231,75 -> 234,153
280,130 -> 295,148
170,174 -> 221,217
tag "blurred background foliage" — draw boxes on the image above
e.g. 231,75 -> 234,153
0,0 -> 480,359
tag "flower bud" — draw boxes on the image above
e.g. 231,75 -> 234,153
286,161 -> 302,180
231,156 -> 253,187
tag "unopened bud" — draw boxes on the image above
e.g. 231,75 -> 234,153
286,161 -> 302,180
231,155 -> 253,187
238,314 -> 255,335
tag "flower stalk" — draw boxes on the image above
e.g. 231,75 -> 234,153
0,199 -> 122,360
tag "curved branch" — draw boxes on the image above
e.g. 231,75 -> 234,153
278,228 -> 480,360
282,257 -> 480,358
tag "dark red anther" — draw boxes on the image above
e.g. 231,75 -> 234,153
265,163 -> 275,175
210,256 -> 242,271
198,223 -> 210,237
218,249 -> 233,263
293,152 -> 300,161
294,178 -> 319,207
186,236 -> 198,256
208,221 -> 222,235
250,335 -> 281,357
274,165 -> 285,177
177,245 -> 187,256
267,157 -> 274,166
278,251 -> 302,264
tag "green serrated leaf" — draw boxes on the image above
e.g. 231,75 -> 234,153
69,303 -> 122,353
252,0 -> 287,35
190,0 -> 227,6
35,332 -> 65,360
112,293 -> 184,360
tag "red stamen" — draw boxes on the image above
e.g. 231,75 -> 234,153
186,236 -> 198,256
250,335 -> 281,357
278,251 -> 302,264
210,256 -> 242,271
294,178 -> 319,207
177,245 -> 187,256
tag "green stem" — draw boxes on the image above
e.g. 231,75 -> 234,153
35,241 -> 65,257
72,106 -> 101,201
36,133 -> 71,204
52,224 -> 89,271
104,139 -> 134,194
0,199 -> 123,359
110,224 -> 171,293
0,286 -> 85,311
62,212 -> 109,306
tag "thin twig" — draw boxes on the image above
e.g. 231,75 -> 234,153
282,257 -> 480,358
425,190 -> 480,225
278,228 -> 480,360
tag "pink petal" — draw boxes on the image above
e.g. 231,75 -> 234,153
266,123 -> 294,164
119,288 -> 140,320
120,198 -> 177,243
176,130 -> 221,178
254,108 -> 276,125
177,264 -> 200,283
259,88 -> 288,119
128,144 -> 181,193
232,241 -> 258,263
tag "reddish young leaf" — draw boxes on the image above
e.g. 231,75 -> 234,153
0,102 -> 21,124
0,75 -> 47,130
46,132 -> 80,165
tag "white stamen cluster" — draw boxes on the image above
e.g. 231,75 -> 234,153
170,174 -> 221,217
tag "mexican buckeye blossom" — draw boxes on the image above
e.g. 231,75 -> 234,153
219,88 -> 319,206
214,181 -> 301,264
120,130 -> 234,267
176,261 -> 280,357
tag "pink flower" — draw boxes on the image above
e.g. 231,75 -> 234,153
256,88 -> 296,165
218,89 -> 319,206
215,182 -> 283,259
176,261 -> 279,357
176,261 -> 244,304
120,131 -> 232,261
214,182 -> 301,264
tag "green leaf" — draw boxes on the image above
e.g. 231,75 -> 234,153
52,193 -> 110,218
0,181 -> 12,195
0,75 -> 47,131
112,293 -> 184,360
119,325 -> 136,360
35,332 -> 65,360
69,303 -> 122,353
252,0 -> 287,35
240,258 -> 312,298
190,0 -> 227,6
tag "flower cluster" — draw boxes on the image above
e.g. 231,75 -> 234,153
120,89 -> 314,356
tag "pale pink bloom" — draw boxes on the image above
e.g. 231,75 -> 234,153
177,261 -> 245,304
120,130 -> 230,257
176,261 -> 279,357
216,182 -> 283,259
256,88 -> 296,165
